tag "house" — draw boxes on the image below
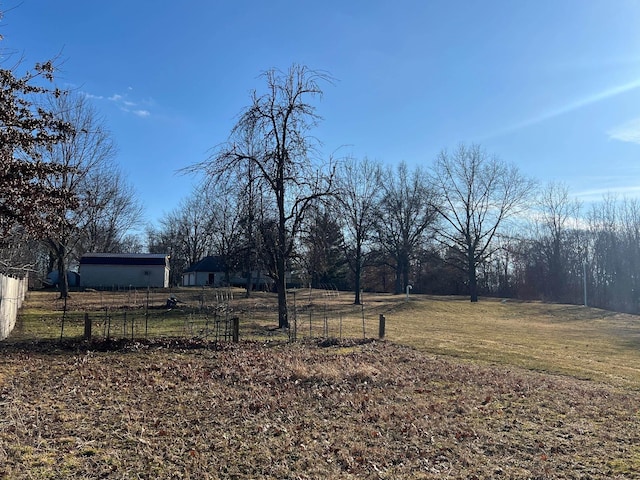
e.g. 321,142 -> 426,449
79,253 -> 170,289
182,255 -> 273,289
181,256 -> 226,287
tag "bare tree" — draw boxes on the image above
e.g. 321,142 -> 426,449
150,190 -> 216,286
190,65 -> 334,328
150,184 -> 249,288
238,159 -> 263,297
617,198 -> 640,312
0,233 -> 42,278
375,162 -> 438,294
531,181 -> 581,302
431,144 -> 536,302
299,202 -> 347,290
146,221 -> 185,287
333,157 -> 383,304
208,186 -> 246,284
173,191 -> 216,267
77,163 -> 144,256
36,92 -> 122,297
207,120 -> 267,296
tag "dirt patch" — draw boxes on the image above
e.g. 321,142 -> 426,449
1,340 -> 638,478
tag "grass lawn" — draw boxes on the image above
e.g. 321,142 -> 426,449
1,290 -> 640,478
385,296 -> 640,389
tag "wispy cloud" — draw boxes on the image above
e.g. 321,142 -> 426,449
82,89 -> 153,118
485,78 -> 640,139
573,184 -> 640,203
608,117 -> 640,144
520,78 -> 640,127
83,92 -> 105,100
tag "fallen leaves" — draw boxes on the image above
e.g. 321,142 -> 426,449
0,340 -> 638,478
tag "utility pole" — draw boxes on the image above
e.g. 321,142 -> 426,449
583,260 -> 588,307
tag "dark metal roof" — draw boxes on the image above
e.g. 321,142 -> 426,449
183,256 -> 226,273
80,253 -> 169,266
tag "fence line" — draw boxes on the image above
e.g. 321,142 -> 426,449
72,309 -> 378,344
12,307 -> 382,344
0,274 -> 28,340
9,287 -> 391,344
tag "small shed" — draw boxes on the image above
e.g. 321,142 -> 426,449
79,253 -> 170,289
182,256 -> 226,287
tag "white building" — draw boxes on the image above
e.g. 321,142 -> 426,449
181,256 -> 227,287
79,253 -> 170,289
182,255 -> 273,289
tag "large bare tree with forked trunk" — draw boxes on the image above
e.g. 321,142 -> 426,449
192,65 -> 335,328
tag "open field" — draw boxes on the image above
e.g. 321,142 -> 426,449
11,289 -> 640,389
2,290 -> 640,478
386,296 -> 640,390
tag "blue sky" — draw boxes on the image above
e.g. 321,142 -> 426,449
3,1 -> 640,227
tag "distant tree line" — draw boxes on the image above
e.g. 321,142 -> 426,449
155,65 -> 640,319
2,25 -> 638,320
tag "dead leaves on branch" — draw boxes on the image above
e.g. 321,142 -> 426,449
0,59 -> 77,238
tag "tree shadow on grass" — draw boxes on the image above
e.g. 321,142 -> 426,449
0,336 -> 234,355
0,335 -> 378,356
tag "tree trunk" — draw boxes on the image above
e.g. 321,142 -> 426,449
353,257 -> 362,305
468,247 -> 478,302
245,269 -> 253,298
276,184 -> 290,329
402,255 -> 410,294
394,268 -> 403,294
549,238 -> 563,302
395,252 -> 409,294
57,244 -> 69,299
275,262 -> 289,328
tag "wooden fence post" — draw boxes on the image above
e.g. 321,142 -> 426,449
84,313 -> 92,340
232,316 -> 239,343
378,314 -> 386,339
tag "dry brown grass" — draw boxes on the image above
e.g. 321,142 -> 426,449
384,296 -> 640,389
2,290 -> 640,478
14,289 -> 640,388
1,341 -> 639,479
